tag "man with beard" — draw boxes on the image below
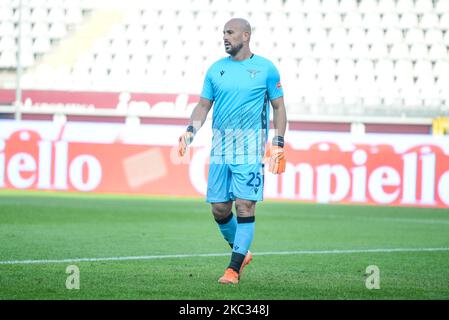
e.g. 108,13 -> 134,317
178,18 -> 287,284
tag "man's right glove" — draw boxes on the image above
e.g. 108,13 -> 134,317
265,136 -> 286,174
178,126 -> 195,157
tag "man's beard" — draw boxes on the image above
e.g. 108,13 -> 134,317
225,42 -> 244,56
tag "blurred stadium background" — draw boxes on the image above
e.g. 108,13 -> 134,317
1,0 -> 449,121
1,0 -> 449,300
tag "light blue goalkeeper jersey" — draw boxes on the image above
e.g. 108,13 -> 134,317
201,54 -> 283,162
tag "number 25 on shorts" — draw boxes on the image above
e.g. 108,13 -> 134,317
247,172 -> 262,187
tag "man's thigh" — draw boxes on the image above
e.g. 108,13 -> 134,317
229,163 -> 264,202
206,163 -> 232,203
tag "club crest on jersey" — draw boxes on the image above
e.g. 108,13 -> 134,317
246,69 -> 260,79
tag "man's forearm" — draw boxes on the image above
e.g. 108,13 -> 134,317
189,105 -> 208,130
273,106 -> 287,138
188,99 -> 212,133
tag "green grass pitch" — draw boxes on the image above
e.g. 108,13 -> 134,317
0,190 -> 448,300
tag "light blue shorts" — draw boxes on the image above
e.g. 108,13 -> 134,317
206,162 -> 265,203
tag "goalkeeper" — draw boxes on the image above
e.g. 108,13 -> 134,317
178,18 -> 287,285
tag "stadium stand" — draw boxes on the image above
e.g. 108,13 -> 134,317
0,0 -> 448,124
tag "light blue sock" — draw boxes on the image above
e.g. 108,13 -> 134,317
232,216 -> 255,256
215,212 -> 237,248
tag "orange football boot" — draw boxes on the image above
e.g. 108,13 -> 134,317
218,268 -> 239,284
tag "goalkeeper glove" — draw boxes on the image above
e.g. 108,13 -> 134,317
265,136 -> 286,174
178,126 -> 195,157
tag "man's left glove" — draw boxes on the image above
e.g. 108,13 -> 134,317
265,136 -> 286,174
178,126 -> 195,157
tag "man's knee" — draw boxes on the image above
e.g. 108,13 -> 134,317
235,199 -> 256,217
211,202 -> 233,221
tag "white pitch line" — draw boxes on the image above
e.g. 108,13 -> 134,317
379,217 -> 449,225
1,247 -> 449,266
